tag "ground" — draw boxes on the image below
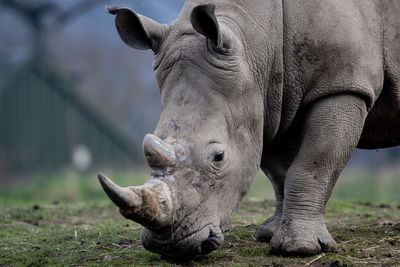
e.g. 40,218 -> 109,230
0,169 -> 399,266
1,199 -> 400,266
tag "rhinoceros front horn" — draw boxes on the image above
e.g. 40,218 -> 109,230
143,134 -> 177,170
98,172 -> 172,229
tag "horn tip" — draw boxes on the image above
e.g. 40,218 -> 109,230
98,172 -> 109,186
106,5 -> 119,15
97,172 -> 117,196
97,172 -> 135,210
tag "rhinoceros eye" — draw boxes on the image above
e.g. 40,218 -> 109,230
213,151 -> 224,162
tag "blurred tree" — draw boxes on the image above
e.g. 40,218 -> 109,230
0,1 -> 183,149
0,0 -> 100,57
0,0 -> 142,176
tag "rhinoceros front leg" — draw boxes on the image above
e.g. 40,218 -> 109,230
270,94 -> 368,255
256,141 -> 298,242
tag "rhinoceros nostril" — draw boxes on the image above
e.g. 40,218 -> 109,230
199,235 -> 221,255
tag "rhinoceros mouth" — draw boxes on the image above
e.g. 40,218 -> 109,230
141,223 -> 224,258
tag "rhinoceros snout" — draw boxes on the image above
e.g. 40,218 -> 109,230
197,234 -> 223,255
141,224 -> 224,259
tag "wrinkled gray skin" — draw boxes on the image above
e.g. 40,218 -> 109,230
99,0 -> 400,258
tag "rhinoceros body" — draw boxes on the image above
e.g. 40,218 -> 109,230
99,0 -> 400,258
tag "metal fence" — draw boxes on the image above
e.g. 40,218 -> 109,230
0,59 -> 139,175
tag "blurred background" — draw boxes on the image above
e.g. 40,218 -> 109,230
0,0 -> 398,205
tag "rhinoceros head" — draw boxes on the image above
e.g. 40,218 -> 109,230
100,3 -> 264,258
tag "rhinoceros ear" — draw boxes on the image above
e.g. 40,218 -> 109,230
190,4 -> 232,50
107,5 -> 168,51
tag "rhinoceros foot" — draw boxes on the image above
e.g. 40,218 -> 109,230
255,214 -> 281,242
269,219 -> 336,256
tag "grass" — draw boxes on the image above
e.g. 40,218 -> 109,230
1,199 -> 400,266
0,168 -> 399,266
2,166 -> 399,204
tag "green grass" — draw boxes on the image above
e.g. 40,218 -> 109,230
0,170 -> 150,204
0,168 -> 399,265
2,167 -> 399,204
333,167 -> 400,203
1,199 -> 399,266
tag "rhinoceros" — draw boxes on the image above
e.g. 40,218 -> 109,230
98,0 -> 400,258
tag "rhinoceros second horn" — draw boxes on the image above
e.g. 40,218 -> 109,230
143,134 -> 177,169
